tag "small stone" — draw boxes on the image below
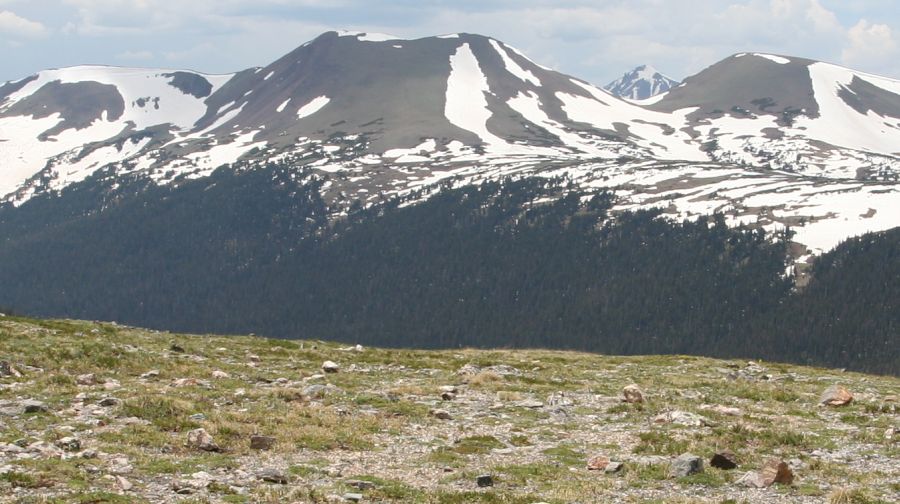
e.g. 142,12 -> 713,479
885,427 -> 898,441
605,461 -> 624,474
430,409 -> 452,420
257,468 -> 288,484
22,400 -> 48,414
622,384 -> 644,403
476,474 -> 494,487
586,455 -> 610,471
55,436 -> 81,451
343,493 -> 363,502
115,475 -> 133,491
189,413 -> 206,421
346,479 -> 376,491
0,361 -> 20,377
710,450 -> 738,470
211,370 -> 230,379
171,378 -> 199,388
76,373 -> 97,385
441,392 -> 456,401
653,410 -> 710,427
439,385 -> 458,394
322,360 -> 340,373
247,354 -> 261,362
819,385 -> 853,407
250,435 -> 276,450
170,342 -> 185,353
669,453 -> 704,478
98,397 -> 120,407
80,449 -> 98,459
186,428 -> 219,452
103,379 -> 121,391
759,458 -> 793,486
516,399 -> 544,409
140,370 -> 160,379
736,471 -> 767,488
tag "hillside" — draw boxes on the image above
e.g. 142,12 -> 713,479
0,316 -> 897,503
1,173 -> 898,374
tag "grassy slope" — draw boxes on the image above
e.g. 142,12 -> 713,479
0,316 -> 897,503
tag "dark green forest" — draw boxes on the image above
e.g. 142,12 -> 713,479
0,164 -> 897,374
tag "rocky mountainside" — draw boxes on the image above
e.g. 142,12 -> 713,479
1,33 -> 900,255
604,64 -> 679,100
0,315 -> 897,503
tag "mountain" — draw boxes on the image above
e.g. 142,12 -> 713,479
2,35 -> 899,255
0,33 -> 899,372
604,64 -> 679,100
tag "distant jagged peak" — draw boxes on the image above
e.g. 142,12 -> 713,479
604,64 -> 679,101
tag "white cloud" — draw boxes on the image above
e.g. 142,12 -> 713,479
842,19 -> 899,72
0,10 -> 47,38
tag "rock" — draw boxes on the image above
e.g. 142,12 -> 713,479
247,354 -> 261,362
516,399 -> 544,409
212,370 -> 230,379
885,427 -> 898,441
710,450 -> 738,470
343,493 -> 363,502
587,455 -> 610,471
622,384 -> 644,404
80,449 -> 98,459
759,458 -> 794,486
171,378 -> 199,388
0,361 -> 20,377
476,474 -> 494,487
257,468 -> 288,484
188,413 -> 206,421
322,360 -> 340,373
140,370 -> 160,379
736,471 -> 767,488
605,461 -> 624,474
108,456 -> 133,475
169,342 -> 185,353
186,428 -> 219,452
98,397 -> 120,407
738,458 -> 793,488
346,479 -> 376,491
819,385 -> 853,407
669,453 -> 704,478
103,379 -> 121,391
430,409 -> 452,420
653,410 -> 710,427
441,392 -> 456,401
115,475 -> 133,491
22,400 -> 48,414
76,373 -> 97,385
250,435 -> 276,450
439,385 -> 458,394
55,436 -> 81,451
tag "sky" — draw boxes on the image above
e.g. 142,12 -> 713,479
1,0 -> 899,86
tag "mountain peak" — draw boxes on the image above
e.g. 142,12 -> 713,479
604,64 -> 679,100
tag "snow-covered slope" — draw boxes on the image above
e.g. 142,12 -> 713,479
1,35 -> 900,256
604,65 -> 679,101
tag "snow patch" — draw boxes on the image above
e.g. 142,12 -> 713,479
297,96 -> 331,119
489,40 -> 541,87
753,53 -> 790,64
276,98 -> 291,113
